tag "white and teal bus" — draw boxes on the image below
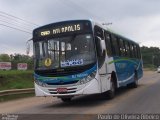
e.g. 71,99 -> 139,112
32,20 -> 143,102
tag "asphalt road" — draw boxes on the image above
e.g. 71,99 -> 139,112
0,71 -> 160,120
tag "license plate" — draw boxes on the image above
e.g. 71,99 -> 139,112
57,88 -> 67,93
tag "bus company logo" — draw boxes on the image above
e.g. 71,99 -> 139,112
41,30 -> 50,36
116,63 -> 127,69
44,58 -> 52,67
61,59 -> 83,67
71,73 -> 88,79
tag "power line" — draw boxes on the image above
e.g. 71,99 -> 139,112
59,0 -> 103,21
0,16 -> 35,29
0,14 -> 37,29
0,11 -> 39,27
0,19 -> 33,32
0,24 -> 32,34
0,11 -> 39,34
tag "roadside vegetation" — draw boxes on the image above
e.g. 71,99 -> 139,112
0,70 -> 34,91
0,93 -> 34,102
0,70 -> 34,102
141,46 -> 160,70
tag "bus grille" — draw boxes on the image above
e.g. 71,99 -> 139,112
46,81 -> 78,85
48,88 -> 77,94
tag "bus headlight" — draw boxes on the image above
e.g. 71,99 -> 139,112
77,71 -> 96,85
35,79 -> 47,87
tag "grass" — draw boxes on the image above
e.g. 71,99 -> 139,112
0,70 -> 34,91
0,70 -> 34,101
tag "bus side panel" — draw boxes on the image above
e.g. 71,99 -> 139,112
113,57 -> 143,87
137,59 -> 143,79
100,56 -> 116,93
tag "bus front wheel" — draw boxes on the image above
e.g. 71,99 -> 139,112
107,80 -> 116,99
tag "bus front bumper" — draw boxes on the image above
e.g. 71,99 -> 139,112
34,78 -> 101,97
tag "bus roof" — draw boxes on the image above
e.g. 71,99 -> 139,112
33,19 -> 139,45
33,19 -> 92,32
92,21 -> 139,45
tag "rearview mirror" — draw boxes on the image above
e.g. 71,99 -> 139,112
26,38 -> 32,55
95,36 -> 103,56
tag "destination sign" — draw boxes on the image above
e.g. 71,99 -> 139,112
33,20 -> 92,39
40,24 -> 81,37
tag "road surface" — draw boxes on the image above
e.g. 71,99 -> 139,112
0,71 -> 160,120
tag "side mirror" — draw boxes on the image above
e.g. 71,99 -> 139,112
26,39 -> 32,55
95,36 -> 105,56
101,40 -> 106,50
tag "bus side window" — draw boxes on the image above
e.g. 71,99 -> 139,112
129,43 -> 133,58
111,35 -> 119,56
104,32 -> 112,56
137,45 -> 141,59
116,37 -> 121,56
130,43 -> 135,58
94,26 -> 104,39
128,42 -> 132,58
119,39 -> 126,57
125,41 -> 130,57
134,44 -> 138,58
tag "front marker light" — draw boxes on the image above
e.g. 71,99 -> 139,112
35,79 -> 47,87
77,71 -> 96,85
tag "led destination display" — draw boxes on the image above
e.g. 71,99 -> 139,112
40,24 -> 81,36
33,20 -> 92,39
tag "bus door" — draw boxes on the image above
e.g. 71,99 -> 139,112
94,26 -> 108,92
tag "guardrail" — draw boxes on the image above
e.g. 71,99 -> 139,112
0,88 -> 34,97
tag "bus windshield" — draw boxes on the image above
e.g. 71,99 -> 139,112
34,34 -> 96,70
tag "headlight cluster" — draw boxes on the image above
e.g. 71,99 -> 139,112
35,79 -> 47,87
77,71 -> 96,85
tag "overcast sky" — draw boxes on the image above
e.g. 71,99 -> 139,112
0,0 -> 160,55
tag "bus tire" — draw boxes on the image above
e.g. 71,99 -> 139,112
107,79 -> 116,99
129,71 -> 138,88
133,71 -> 138,88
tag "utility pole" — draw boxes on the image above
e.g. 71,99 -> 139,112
152,55 -> 155,67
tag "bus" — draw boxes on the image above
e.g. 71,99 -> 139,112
31,20 -> 143,102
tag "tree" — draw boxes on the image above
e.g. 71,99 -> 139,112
141,46 -> 160,67
11,54 -> 33,70
0,54 -> 11,62
0,53 -> 33,70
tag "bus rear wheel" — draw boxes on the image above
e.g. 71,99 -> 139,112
128,71 -> 138,88
132,72 -> 138,88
